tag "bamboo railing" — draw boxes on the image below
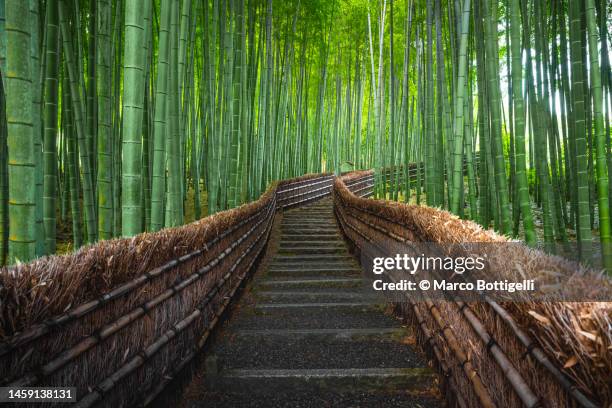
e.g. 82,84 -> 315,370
0,172 -> 334,407
333,171 -> 602,408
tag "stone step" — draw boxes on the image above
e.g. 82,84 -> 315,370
284,211 -> 332,215
268,261 -> 359,269
268,262 -> 358,270
255,291 -> 378,303
282,213 -> 333,217
280,230 -> 341,236
267,264 -> 359,272
232,307 -> 397,330
277,247 -> 347,255
186,390 -> 441,408
265,268 -> 360,278
281,224 -> 337,229
286,206 -> 331,210
281,225 -> 339,232
281,223 -> 338,229
282,214 -> 333,218
206,367 -> 437,395
267,265 -> 360,272
280,240 -> 345,248
253,285 -> 371,294
272,254 -> 355,262
280,231 -> 341,237
211,334 -> 422,371
282,218 -> 335,222
229,327 -> 411,340
257,277 -> 364,289
254,302 -> 379,312
279,233 -> 342,241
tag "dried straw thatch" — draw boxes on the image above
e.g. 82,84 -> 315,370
0,184 -> 276,338
334,172 -> 611,408
0,173 -> 330,407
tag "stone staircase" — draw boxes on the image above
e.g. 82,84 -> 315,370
176,198 -> 441,407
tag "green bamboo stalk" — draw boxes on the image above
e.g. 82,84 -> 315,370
0,0 -> 5,76
97,0 -> 112,240
449,0 -> 470,215
509,0 -> 535,245
150,0 -> 171,231
86,0 -> 96,190
30,0 -> 43,257
165,0 -> 182,226
42,0 -> 60,253
6,0 -> 36,263
111,0 -> 122,236
569,0 -> 593,260
228,0 -> 240,208
0,67 -> 7,265
58,0 -> 97,243
63,74 -> 82,248
95,0 -> 113,239
0,0 -> 7,264
585,0 -> 611,271
482,0 -> 511,235
425,0 -> 436,205
121,0 -> 149,236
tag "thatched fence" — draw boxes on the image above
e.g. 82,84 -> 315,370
2,168 -> 609,407
0,173 -> 333,407
334,170 -> 610,408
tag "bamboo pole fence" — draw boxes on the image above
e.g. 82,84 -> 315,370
333,170 -> 608,408
0,172 -> 333,407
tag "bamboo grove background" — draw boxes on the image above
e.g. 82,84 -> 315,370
0,0 -> 610,270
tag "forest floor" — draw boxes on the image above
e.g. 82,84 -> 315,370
55,186 -> 208,256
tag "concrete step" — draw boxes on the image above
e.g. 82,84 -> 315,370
207,367 -> 437,394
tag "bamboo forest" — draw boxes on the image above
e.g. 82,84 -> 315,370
0,0 -> 610,271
